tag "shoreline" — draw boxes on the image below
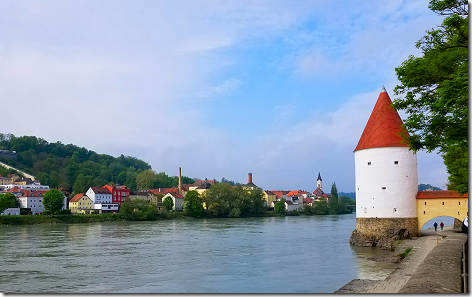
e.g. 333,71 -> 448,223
335,227 -> 466,293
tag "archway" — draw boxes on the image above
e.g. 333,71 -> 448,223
420,216 -> 459,235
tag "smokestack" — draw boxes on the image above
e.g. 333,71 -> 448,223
248,173 -> 252,184
178,167 -> 182,194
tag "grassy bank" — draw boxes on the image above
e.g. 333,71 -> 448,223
0,211 -> 189,225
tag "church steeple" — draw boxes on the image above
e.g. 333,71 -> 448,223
316,172 -> 322,189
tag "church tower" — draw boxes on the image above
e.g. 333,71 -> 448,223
350,87 -> 419,248
316,172 -> 322,190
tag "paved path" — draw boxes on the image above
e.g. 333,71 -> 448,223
355,227 -> 454,293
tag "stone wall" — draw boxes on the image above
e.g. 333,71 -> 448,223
350,217 -> 418,250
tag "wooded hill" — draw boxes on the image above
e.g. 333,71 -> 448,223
0,134 -> 193,195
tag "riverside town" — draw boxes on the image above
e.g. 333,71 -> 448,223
0,0 -> 467,294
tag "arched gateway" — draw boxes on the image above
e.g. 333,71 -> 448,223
416,191 -> 468,232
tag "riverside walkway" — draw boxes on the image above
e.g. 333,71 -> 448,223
336,227 -> 467,293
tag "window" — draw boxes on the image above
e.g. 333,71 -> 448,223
423,211 -> 425,214
382,187 -> 386,190
425,202 -> 426,205
459,202 -> 460,205
367,162 -> 371,165
393,208 -> 398,213
442,202 -> 444,205
394,161 -> 398,164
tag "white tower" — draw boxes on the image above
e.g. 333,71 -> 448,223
316,172 -> 322,190
352,87 -> 419,243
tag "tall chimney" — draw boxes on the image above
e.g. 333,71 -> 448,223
248,173 -> 252,184
178,167 -> 182,194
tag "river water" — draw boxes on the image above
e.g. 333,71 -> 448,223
0,214 -> 397,293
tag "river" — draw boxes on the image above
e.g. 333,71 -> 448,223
0,213 -> 397,293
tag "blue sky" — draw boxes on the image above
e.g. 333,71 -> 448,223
1,0 -> 449,192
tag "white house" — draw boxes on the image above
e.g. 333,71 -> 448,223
1,208 -> 20,215
2,183 -> 50,191
85,187 -> 119,213
86,187 -> 113,204
270,200 -> 300,211
162,193 -> 184,211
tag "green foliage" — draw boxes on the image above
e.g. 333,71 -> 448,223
163,196 -> 174,211
339,196 -> 356,206
204,183 -> 267,218
274,199 -> 286,215
42,189 -> 65,214
0,193 -> 20,213
0,134 -> 151,193
393,0 -> 468,194
286,210 -> 300,216
328,183 -> 339,214
119,199 -> 159,220
302,205 -> 315,215
183,190 -> 204,218
398,247 -> 413,259
313,198 -> 329,215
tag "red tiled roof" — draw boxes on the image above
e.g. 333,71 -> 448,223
70,193 -> 85,202
354,89 -> 410,152
417,191 -> 468,199
287,190 -> 308,196
269,191 -> 289,199
151,188 -> 180,195
313,188 -> 325,195
165,193 -> 184,199
264,190 -> 276,195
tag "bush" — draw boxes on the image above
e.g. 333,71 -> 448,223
57,209 -> 72,215
41,211 -> 52,215
286,210 -> 300,216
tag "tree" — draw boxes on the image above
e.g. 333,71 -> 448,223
163,196 -> 174,211
274,198 -> 286,215
393,0 -> 468,194
328,183 -> 339,214
136,170 -> 158,190
0,193 -> 20,213
42,189 -> 65,214
183,190 -> 204,218
313,198 -> 329,215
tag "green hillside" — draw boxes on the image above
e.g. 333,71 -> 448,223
0,133 -> 192,195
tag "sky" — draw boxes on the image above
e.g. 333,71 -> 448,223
0,0 -> 449,192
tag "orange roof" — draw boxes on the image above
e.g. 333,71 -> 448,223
287,190 -> 308,196
417,190 -> 468,199
70,194 -> 85,202
354,88 -> 410,152
269,191 -> 289,199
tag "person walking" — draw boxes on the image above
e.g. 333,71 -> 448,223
440,222 -> 444,230
434,222 -> 438,231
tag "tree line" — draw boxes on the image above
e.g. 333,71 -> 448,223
0,134 -> 194,196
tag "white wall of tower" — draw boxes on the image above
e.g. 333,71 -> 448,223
355,147 -> 418,218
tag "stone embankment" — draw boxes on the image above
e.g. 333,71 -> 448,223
337,227 -> 468,293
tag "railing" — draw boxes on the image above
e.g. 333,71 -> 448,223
462,239 -> 468,293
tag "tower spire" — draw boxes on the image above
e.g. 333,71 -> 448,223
354,87 -> 409,152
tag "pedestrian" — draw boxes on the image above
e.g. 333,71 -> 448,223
440,222 -> 444,230
433,222 -> 438,231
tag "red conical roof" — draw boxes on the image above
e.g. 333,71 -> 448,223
354,87 -> 410,152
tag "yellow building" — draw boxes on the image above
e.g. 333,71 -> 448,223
0,176 -> 12,185
69,194 -> 95,214
263,190 -> 276,207
416,190 -> 468,232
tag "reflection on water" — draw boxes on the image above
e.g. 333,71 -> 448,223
351,246 -> 397,280
0,214 -> 396,293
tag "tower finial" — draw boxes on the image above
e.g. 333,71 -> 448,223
381,85 -> 387,93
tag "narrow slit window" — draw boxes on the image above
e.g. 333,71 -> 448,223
423,211 -> 425,214
394,161 -> 398,164
382,187 -> 386,190
459,202 -> 460,205
442,202 -> 444,205
425,202 -> 427,205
